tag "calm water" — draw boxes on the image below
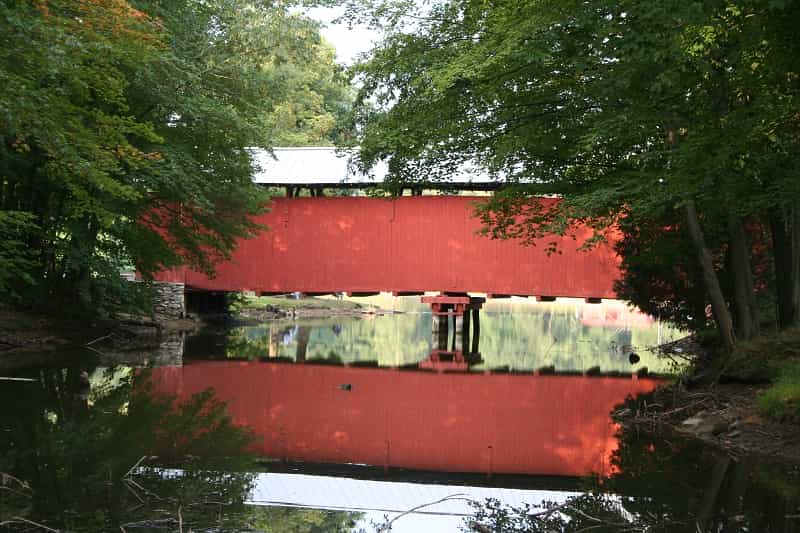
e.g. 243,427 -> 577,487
1,299 -> 797,532
193,298 -> 682,373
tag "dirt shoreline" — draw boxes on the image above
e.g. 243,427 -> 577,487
0,309 -> 198,355
614,332 -> 800,471
0,297 -> 387,357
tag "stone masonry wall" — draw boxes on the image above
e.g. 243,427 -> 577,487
152,281 -> 185,320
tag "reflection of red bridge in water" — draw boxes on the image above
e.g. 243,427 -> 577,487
580,304 -> 655,328
150,362 -> 658,477
155,196 -> 621,299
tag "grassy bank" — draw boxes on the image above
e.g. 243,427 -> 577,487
237,295 -> 364,311
708,327 -> 800,423
758,362 -> 800,423
229,294 -> 381,319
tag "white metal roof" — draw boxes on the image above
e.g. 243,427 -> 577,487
250,147 -> 497,187
251,147 -> 387,185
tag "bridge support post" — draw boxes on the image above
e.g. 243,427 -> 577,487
422,295 -> 485,358
460,310 -> 470,354
471,307 -> 480,355
453,313 -> 464,351
434,313 -> 449,350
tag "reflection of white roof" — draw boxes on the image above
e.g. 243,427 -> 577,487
249,472 -> 578,533
249,472 -> 575,513
250,147 -> 497,187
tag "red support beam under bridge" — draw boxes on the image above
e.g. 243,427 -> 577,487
154,196 -> 621,299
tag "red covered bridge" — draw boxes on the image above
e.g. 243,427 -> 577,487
155,196 -> 622,300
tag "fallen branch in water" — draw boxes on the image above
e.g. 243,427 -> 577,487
119,518 -> 178,529
0,516 -> 60,532
1,472 -> 33,496
660,399 -> 711,417
123,455 -> 150,479
377,493 -> 474,531
86,333 -> 115,346
84,344 -> 109,358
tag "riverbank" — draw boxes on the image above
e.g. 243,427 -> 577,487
230,294 -> 389,322
0,309 -> 195,358
616,330 -> 800,470
0,295 -> 386,356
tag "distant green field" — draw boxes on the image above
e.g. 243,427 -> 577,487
234,294 -> 364,311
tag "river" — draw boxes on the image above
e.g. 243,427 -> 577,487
0,298 -> 796,531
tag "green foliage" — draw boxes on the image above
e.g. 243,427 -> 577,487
613,206 -> 713,331
0,0 -> 352,314
0,210 -> 38,301
758,362 -> 800,422
466,495 -> 659,533
349,0 -> 800,339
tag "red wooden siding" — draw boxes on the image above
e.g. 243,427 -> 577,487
154,196 -> 621,299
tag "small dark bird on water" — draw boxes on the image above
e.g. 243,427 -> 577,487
628,352 -> 640,364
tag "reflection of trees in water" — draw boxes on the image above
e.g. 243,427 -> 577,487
219,306 -> 679,372
478,310 -> 670,372
248,506 -> 361,533
0,365 -> 360,531
464,396 -> 798,532
465,494 -> 676,532
225,314 -> 433,365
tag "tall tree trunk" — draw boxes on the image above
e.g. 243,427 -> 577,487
685,199 -> 736,352
74,217 -> 99,312
769,207 -> 796,328
728,214 -> 759,339
792,202 -> 800,327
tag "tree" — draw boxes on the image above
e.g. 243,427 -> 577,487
349,0 -> 800,350
0,0 -> 353,314
1,0 -> 166,311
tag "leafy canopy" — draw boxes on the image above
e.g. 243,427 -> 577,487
0,0 -> 353,312
350,0 -> 800,229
